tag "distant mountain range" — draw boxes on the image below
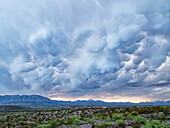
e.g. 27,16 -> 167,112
0,95 -> 55,106
0,95 -> 169,106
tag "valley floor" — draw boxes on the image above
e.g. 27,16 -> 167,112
0,106 -> 169,128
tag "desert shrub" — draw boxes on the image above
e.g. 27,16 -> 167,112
112,113 -> 124,121
154,109 -> 160,113
5,115 -> 10,121
58,119 -> 67,124
23,125 -> 31,128
116,119 -> 126,127
36,124 -> 51,128
142,120 -> 168,128
157,112 -> 165,119
133,116 -> 146,124
83,117 -> 95,123
67,115 -> 77,124
50,120 -> 60,128
0,116 -> 6,122
69,124 -> 77,128
101,113 -> 108,117
128,111 -> 140,120
125,111 -> 129,116
102,121 -> 113,127
127,114 -> 135,120
165,115 -> 170,120
72,117 -> 82,125
162,106 -> 169,113
131,111 -> 139,116
98,124 -> 109,128
93,115 -> 102,120
66,117 -> 73,125
67,115 -> 82,125
133,124 -> 140,128
160,106 -> 168,112
36,118 -> 42,123
106,116 -> 111,121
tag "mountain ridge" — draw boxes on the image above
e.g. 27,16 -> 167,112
0,95 -> 169,106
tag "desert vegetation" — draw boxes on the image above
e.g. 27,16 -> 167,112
0,106 -> 169,128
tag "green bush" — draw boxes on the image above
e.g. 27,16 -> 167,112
69,124 -> 77,128
131,111 -> 139,116
67,117 -> 74,125
161,106 -> 169,113
142,120 -> 168,128
127,111 -> 140,120
154,109 -> 159,113
127,114 -> 135,120
50,120 -> 60,128
67,115 -> 78,124
116,119 -> 126,127
83,117 -> 95,123
112,113 -> 124,121
0,116 -> 6,122
102,121 -> 113,127
157,112 -> 165,119
67,115 -> 82,125
36,124 -> 51,128
133,124 -> 140,128
72,118 -> 82,125
165,115 -> 170,120
93,115 -> 102,120
133,116 -> 146,124
106,116 -> 111,121
125,111 -> 129,116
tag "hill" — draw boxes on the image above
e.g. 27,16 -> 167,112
0,95 -> 169,106
0,95 -> 56,105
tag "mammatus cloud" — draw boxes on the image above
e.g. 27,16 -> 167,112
0,0 -> 170,102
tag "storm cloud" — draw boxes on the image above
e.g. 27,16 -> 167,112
0,0 -> 170,102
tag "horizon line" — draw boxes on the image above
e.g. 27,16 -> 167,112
0,94 -> 169,103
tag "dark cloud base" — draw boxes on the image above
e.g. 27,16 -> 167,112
0,0 -> 170,102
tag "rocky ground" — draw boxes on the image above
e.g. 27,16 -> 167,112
0,106 -> 169,128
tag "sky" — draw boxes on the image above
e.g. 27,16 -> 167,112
0,0 -> 170,102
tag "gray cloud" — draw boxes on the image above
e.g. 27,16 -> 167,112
0,0 -> 170,101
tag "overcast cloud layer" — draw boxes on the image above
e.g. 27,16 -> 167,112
0,0 -> 170,102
